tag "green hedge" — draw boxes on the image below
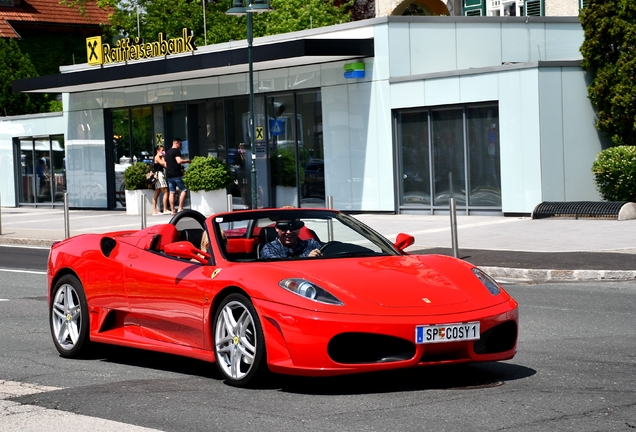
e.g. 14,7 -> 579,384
183,156 -> 232,192
123,162 -> 151,190
592,145 -> 636,201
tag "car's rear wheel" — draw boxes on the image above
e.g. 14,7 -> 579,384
50,275 -> 90,358
213,293 -> 266,387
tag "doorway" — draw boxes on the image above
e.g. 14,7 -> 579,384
16,135 -> 66,206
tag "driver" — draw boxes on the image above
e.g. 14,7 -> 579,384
260,219 -> 322,259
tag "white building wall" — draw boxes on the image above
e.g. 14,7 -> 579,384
499,68 -> 543,213
559,68 -> 605,200
386,18 -> 590,213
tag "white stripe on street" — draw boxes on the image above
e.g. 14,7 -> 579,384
0,380 -> 162,432
0,269 -> 46,275
0,244 -> 50,250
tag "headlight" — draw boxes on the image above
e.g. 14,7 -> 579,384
472,268 -> 501,296
279,278 -> 343,305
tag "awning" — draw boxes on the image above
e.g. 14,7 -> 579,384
13,38 -> 374,94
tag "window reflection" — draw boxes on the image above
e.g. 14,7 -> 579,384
396,104 -> 501,211
17,135 -> 66,206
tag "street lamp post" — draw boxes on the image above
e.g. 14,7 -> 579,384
226,0 -> 273,209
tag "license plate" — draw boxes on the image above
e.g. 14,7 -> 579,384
415,322 -> 480,344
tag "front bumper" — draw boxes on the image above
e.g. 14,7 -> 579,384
254,298 -> 518,377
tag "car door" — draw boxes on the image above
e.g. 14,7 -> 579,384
124,249 -> 211,349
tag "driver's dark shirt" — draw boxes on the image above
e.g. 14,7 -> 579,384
260,238 -> 321,259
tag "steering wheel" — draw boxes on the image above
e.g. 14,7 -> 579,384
319,241 -> 345,257
320,241 -> 377,257
169,209 -> 207,228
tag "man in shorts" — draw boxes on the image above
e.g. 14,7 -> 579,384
165,138 -> 191,214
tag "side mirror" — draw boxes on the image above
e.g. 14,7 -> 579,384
393,233 -> 415,253
164,241 -> 210,264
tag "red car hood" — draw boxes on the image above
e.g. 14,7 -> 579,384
265,255 -> 473,309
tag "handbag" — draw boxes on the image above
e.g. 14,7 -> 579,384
146,171 -> 157,183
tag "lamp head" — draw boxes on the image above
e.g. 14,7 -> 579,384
247,0 -> 274,13
225,0 -> 247,15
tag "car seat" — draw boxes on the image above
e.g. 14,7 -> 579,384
256,226 -> 278,258
149,224 -> 179,251
180,228 -> 204,250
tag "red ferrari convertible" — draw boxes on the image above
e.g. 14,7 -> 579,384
48,208 -> 518,387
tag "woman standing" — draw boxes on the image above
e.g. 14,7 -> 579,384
152,145 -> 169,215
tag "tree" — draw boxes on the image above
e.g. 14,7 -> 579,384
580,0 -> 636,147
69,0 -> 352,47
0,38 -> 51,116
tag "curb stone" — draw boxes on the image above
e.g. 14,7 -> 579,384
0,237 -> 55,248
481,266 -> 636,282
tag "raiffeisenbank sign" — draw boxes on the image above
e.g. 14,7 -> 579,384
86,28 -> 196,66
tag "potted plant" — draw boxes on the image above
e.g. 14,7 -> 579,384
123,162 -> 154,215
183,155 -> 232,215
270,148 -> 303,207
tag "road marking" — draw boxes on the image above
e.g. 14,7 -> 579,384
0,380 -> 162,431
0,244 -> 50,250
0,269 -> 46,275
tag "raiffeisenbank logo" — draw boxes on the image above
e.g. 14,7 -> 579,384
86,28 -> 196,66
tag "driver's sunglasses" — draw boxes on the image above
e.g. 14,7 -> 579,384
276,222 -> 300,231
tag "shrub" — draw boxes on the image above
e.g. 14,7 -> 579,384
270,148 -> 303,187
183,156 -> 232,192
123,162 -> 151,190
592,145 -> 636,201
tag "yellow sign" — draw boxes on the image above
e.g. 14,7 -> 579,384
256,126 -> 264,141
156,133 -> 163,147
86,36 -> 103,66
86,28 -> 196,66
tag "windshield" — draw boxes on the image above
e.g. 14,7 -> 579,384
211,210 -> 399,262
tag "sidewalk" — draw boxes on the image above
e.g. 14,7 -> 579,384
1,207 -> 635,282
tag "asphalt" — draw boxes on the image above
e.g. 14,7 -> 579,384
1,207 -> 635,282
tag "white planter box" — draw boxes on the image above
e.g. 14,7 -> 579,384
190,189 -> 227,216
125,189 -> 154,215
275,185 -> 298,208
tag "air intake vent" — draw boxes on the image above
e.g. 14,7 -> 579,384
525,0 -> 541,16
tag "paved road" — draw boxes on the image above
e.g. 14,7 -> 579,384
1,271 -> 634,431
0,245 -> 49,271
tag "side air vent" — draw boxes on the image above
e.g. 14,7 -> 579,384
100,237 -> 117,257
473,321 -> 517,354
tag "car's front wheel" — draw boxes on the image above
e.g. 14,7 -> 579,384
50,275 -> 90,358
213,293 -> 266,387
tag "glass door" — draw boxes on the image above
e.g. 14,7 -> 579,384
267,93 -> 298,208
34,138 -> 52,204
110,107 -> 154,209
18,139 -> 35,204
16,136 -> 66,206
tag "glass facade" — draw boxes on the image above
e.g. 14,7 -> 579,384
16,135 -> 66,206
111,106 -> 155,209
396,103 -> 500,213
102,90 -> 325,211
